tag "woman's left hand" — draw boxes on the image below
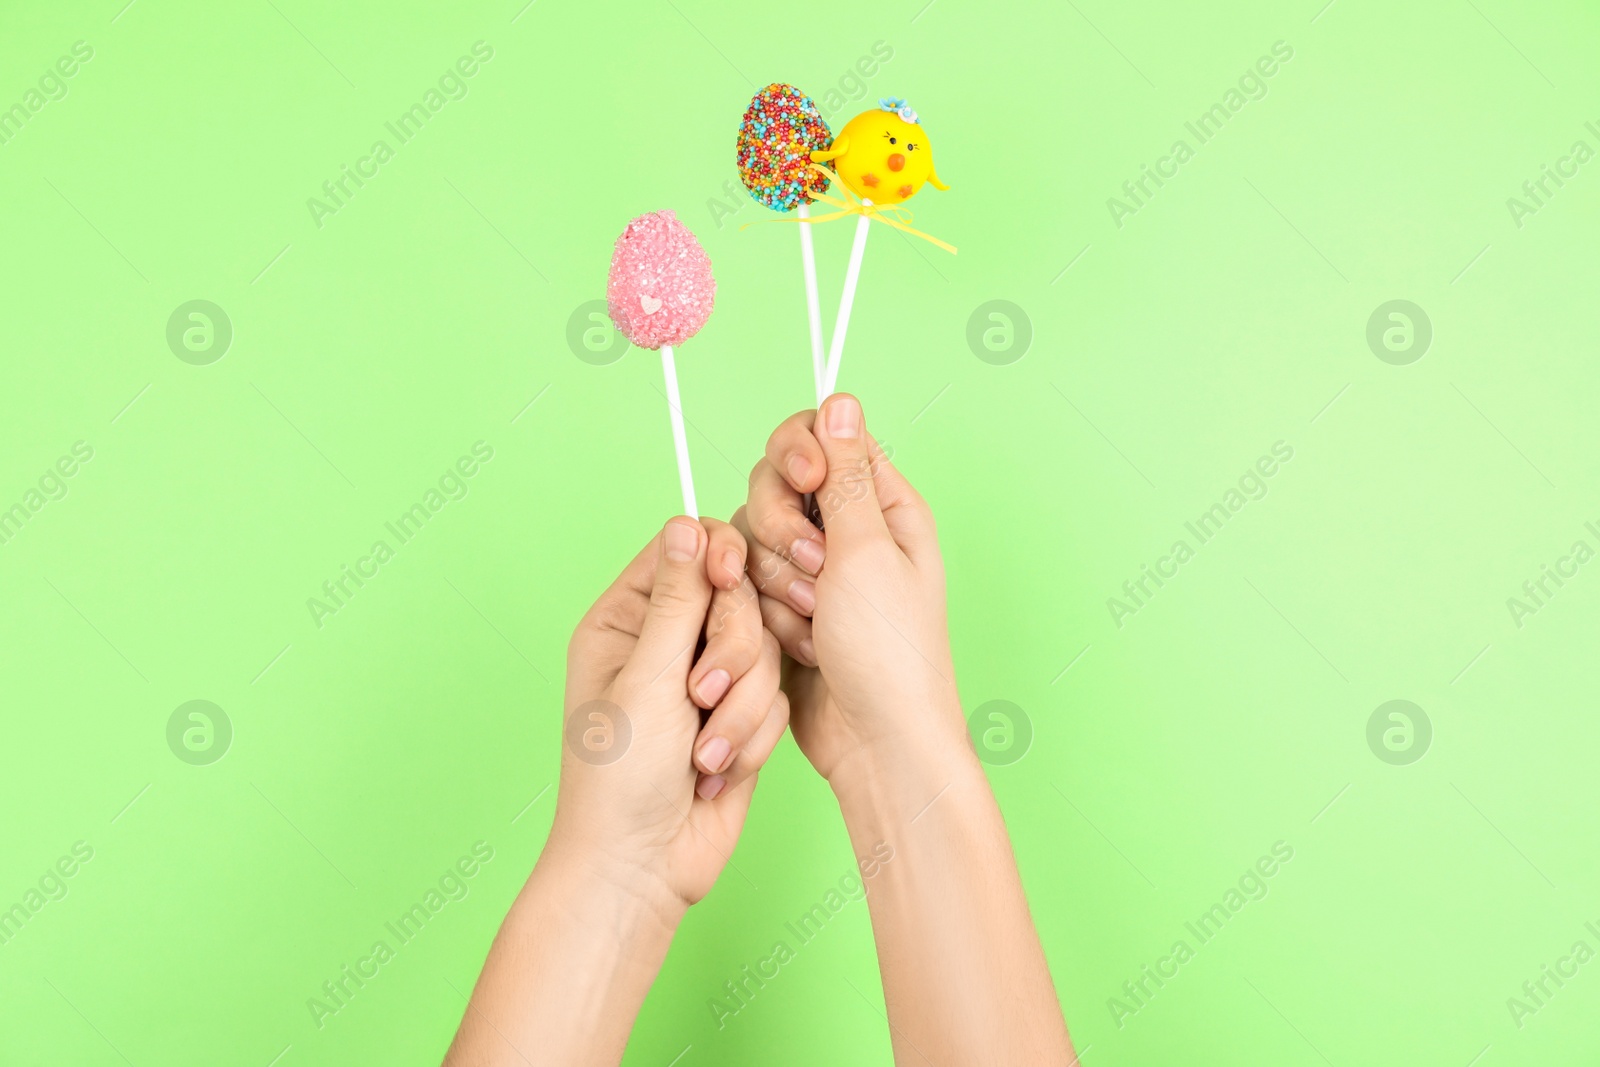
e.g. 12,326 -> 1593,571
550,516 -> 789,909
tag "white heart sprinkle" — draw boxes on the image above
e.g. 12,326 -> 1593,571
639,294 -> 662,315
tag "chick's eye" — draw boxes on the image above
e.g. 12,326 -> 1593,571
907,143 -> 919,150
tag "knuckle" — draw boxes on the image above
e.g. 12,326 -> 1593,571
894,495 -> 935,534
715,627 -> 763,669
579,598 -> 625,638
823,458 -> 874,507
750,554 -> 787,589
768,412 -> 808,453
648,576 -> 701,615
727,696 -> 766,733
710,580 -> 760,626
751,511 -> 806,557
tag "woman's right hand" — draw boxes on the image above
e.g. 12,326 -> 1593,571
734,394 -> 970,784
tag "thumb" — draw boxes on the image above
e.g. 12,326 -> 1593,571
628,517 -> 713,684
812,394 -> 890,547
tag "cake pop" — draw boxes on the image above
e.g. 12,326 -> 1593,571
808,98 -> 952,398
812,97 -> 947,206
736,83 -> 833,211
737,83 -> 833,401
607,210 -> 716,516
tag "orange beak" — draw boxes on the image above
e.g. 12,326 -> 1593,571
887,153 -> 906,172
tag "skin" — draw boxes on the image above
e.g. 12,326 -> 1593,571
443,519 -> 787,1066
812,109 -> 949,205
445,399 -> 1072,1064
735,394 -> 1077,1064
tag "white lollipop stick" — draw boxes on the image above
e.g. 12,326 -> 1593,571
797,202 -> 826,404
821,200 -> 872,399
659,345 -> 698,518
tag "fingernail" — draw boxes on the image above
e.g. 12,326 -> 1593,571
698,735 -> 732,774
664,521 -> 699,561
798,637 -> 817,666
697,668 -> 731,707
790,579 -> 816,614
721,550 -> 743,585
696,774 -> 726,800
827,396 -> 861,439
791,538 -> 825,574
786,453 -> 813,486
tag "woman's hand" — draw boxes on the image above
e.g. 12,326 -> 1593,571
551,516 -> 788,909
734,394 -> 966,783
444,518 -> 788,1067
731,398 -> 1077,1065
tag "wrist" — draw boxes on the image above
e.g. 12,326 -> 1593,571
539,822 -> 690,933
479,824 -> 684,1062
828,710 -> 984,829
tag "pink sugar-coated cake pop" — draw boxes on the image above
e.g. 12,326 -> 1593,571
606,210 -> 716,351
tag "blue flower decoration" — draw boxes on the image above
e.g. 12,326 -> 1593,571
878,96 -> 919,124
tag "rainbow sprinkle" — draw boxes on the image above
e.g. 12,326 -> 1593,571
736,83 -> 833,212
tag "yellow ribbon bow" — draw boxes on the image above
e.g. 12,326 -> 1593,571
743,163 -> 957,255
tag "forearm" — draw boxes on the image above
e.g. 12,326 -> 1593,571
443,836 -> 685,1066
832,725 -> 1075,1066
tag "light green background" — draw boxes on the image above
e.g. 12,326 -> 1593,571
2,0 -> 1597,1063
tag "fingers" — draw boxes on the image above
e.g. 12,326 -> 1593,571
692,629 -> 782,790
864,434 -> 939,565
688,571 -> 763,709
565,533 -> 660,696
746,460 -> 826,576
758,592 -> 815,667
702,689 -> 790,799
764,410 -> 826,494
811,394 -> 891,547
732,505 -> 819,618
702,516 -> 747,591
626,518 -> 715,685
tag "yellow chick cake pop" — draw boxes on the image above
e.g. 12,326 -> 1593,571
812,97 -> 948,206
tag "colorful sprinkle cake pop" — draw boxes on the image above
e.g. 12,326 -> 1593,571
813,97 -> 948,206
606,210 -> 716,351
736,83 -> 833,212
